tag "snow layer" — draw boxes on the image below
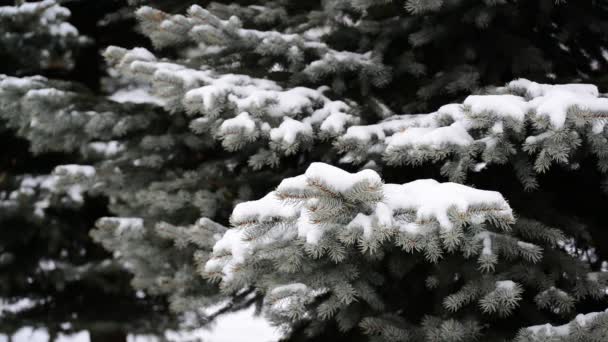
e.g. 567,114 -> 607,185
304,162 -> 382,193
219,112 -> 256,135
508,78 -> 599,98
107,47 -> 358,151
53,165 -> 96,178
383,179 -> 510,231
336,78 -> 608,168
386,122 -> 473,149
464,95 -> 528,121
526,308 -> 608,337
231,192 -> 299,224
207,163 -> 513,283
270,117 -> 313,144
109,87 -> 165,106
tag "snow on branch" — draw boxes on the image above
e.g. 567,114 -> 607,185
104,47 -> 359,160
202,163 -> 516,329
337,79 -> 608,187
0,0 -> 84,70
518,308 -> 608,341
134,4 -> 390,87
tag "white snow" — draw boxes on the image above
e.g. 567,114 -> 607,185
304,162 -> 382,193
270,283 -> 308,295
335,78 -> 608,169
526,308 -> 608,337
53,165 -> 96,178
1,174 -> 90,215
524,131 -> 554,144
347,202 -> 392,238
269,117 -> 313,144
473,163 -> 487,172
343,124 -> 386,142
231,192 -> 299,224
527,90 -> 608,129
347,213 -> 374,238
219,112 -> 256,135
88,141 -> 124,157
508,78 -> 599,98
385,122 -> 473,149
464,95 -> 528,121
297,209 -> 323,244
437,103 -> 466,122
48,22 -> 78,37
384,179 -> 511,231
109,87 -> 165,106
0,298 -> 37,317
163,306 -> 280,342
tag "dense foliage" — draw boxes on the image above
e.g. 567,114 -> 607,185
1,0 -> 607,341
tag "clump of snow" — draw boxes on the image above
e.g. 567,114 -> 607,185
526,308 -> 608,337
219,112 -> 256,135
508,78 -> 599,98
386,122 -> 473,150
437,103 -> 466,122
270,118 -> 313,144
304,162 -> 382,193
473,163 -> 487,172
231,192 -> 299,224
343,124 -> 386,142
464,95 -> 528,121
527,89 -> 608,129
0,298 -> 38,317
270,283 -> 308,295
347,202 -> 392,239
109,87 -> 165,106
53,165 -> 96,178
384,179 -> 511,231
204,228 -> 249,279
1,174 -> 91,216
88,141 -> 124,157
296,209 -> 323,244
318,110 -> 357,135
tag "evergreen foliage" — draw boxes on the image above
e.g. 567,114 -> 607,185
1,0 -> 607,341
0,1 -> 177,340
0,0 -> 84,74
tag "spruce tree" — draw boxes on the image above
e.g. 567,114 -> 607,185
0,1 -> 176,340
1,1 -> 607,341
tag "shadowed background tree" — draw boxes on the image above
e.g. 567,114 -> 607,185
0,1 -> 176,340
